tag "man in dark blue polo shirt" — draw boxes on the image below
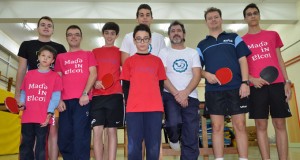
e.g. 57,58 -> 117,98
197,7 -> 251,160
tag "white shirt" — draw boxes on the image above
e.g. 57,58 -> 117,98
159,47 -> 201,98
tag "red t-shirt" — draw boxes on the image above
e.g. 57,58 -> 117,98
21,70 -> 62,123
54,50 -> 97,100
92,46 -> 122,96
242,30 -> 284,84
120,53 -> 166,112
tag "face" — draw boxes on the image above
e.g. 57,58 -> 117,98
66,28 -> 82,48
37,19 -> 54,37
205,11 -> 222,30
134,31 -> 151,53
136,9 -> 153,26
103,30 -> 118,46
244,8 -> 260,26
38,50 -> 54,68
169,25 -> 185,44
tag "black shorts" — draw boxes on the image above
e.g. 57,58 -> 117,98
205,89 -> 249,116
91,94 -> 124,128
249,83 -> 292,119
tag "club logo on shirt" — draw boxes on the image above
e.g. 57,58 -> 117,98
173,59 -> 188,73
223,39 -> 233,43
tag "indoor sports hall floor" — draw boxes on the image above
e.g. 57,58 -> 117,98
0,146 -> 300,160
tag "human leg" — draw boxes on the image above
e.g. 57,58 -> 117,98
57,100 -> 74,160
163,92 -> 182,144
232,114 -> 248,158
19,123 -> 35,160
107,127 -> 118,160
255,119 -> 270,159
210,115 -> 225,158
93,125 -> 104,160
126,112 -> 143,160
272,118 -> 288,160
180,97 -> 200,160
144,112 -> 163,160
35,124 -> 49,160
72,100 -> 91,159
48,117 -> 58,160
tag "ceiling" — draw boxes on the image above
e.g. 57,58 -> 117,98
0,0 -> 298,56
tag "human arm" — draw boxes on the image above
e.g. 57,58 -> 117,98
18,90 -> 26,110
201,70 -> 221,85
238,56 -> 250,98
175,67 -> 201,107
122,80 -> 130,106
15,57 -> 27,102
79,66 -> 97,106
121,52 -> 130,65
276,48 -> 291,101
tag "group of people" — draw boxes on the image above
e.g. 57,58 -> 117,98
14,2 -> 292,160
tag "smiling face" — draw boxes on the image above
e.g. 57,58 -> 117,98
244,7 -> 260,27
169,24 -> 185,44
103,30 -> 118,47
66,28 -> 82,48
205,11 -> 222,31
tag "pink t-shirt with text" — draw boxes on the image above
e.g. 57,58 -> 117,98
21,70 -> 62,123
242,30 -> 284,84
54,50 -> 97,100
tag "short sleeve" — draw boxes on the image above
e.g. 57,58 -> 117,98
275,32 -> 284,49
157,58 -> 167,80
54,54 -> 62,72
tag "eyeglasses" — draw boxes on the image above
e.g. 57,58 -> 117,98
66,33 -> 81,37
246,11 -> 260,17
135,37 -> 150,43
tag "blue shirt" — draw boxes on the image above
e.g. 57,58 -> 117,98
197,32 -> 251,91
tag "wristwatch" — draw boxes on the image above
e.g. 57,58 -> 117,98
82,91 -> 88,96
241,80 -> 250,86
285,79 -> 292,84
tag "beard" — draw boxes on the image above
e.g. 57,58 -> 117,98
171,36 -> 183,44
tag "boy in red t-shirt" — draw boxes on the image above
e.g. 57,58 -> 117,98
91,22 -> 124,160
120,24 -> 166,159
19,45 -> 62,160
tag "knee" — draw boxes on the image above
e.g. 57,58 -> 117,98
233,122 -> 246,133
211,123 -> 223,133
273,121 -> 286,131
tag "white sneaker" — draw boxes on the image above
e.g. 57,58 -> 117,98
169,141 -> 181,151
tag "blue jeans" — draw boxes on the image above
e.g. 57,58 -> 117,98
126,112 -> 163,160
163,92 -> 200,160
58,99 -> 91,160
19,123 -> 49,160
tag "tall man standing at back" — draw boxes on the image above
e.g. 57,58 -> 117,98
197,7 -> 250,160
120,3 -> 166,64
159,21 -> 201,160
15,16 -> 66,160
242,3 -> 292,160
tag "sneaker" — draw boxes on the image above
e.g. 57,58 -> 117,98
169,141 -> 181,151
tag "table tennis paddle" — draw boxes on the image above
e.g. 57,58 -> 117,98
260,66 -> 279,83
215,67 -> 233,85
102,73 -> 114,89
4,97 -> 20,114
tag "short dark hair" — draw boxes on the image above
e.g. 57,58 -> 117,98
168,20 -> 186,35
133,24 -> 151,38
37,16 -> 54,28
37,45 -> 57,59
66,25 -> 82,37
136,4 -> 153,18
102,22 -> 120,35
204,7 -> 222,20
243,3 -> 260,18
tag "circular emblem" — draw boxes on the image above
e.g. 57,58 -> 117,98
173,59 -> 188,73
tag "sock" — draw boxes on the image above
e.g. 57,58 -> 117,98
239,158 -> 248,160
215,158 -> 224,160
